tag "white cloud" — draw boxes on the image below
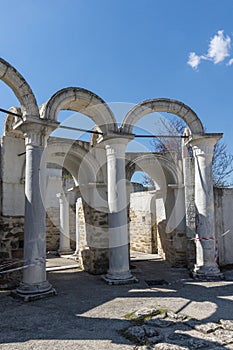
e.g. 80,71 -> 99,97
187,30 -> 233,70
207,30 -> 231,63
227,58 -> 233,66
187,52 -> 202,70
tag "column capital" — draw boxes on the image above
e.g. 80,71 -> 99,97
105,136 -> 133,157
14,116 -> 59,147
188,133 -> 223,156
56,192 -> 69,201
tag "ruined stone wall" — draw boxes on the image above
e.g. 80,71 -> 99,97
129,192 -> 157,254
157,226 -> 187,267
0,205 -> 76,259
0,216 -> 24,259
128,191 -> 187,266
214,187 -> 233,266
1,136 -> 25,217
156,189 -> 187,267
46,208 -> 60,251
46,205 -> 76,252
78,198 -> 109,274
129,209 -> 157,254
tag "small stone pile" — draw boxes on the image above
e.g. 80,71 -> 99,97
121,307 -> 233,349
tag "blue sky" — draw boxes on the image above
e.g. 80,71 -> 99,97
1,0 -> 233,166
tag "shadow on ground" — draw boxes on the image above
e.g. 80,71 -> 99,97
0,257 -> 233,349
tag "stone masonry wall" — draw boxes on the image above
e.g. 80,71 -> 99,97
78,199 -> 109,274
129,208 -> 157,254
129,192 -> 157,254
46,205 -> 76,252
2,187 -> 233,270
129,191 -> 187,266
0,216 -> 24,259
0,205 -> 76,259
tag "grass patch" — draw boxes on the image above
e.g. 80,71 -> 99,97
124,311 -> 137,320
123,308 -> 167,325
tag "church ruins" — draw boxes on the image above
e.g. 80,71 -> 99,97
1,57 -> 233,300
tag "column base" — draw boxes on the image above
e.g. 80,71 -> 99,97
12,288 -> 57,302
192,265 -> 224,281
73,250 -> 79,256
101,273 -> 138,285
58,249 -> 73,256
14,281 -> 56,301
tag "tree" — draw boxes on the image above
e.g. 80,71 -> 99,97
144,116 -> 233,188
212,141 -> 233,187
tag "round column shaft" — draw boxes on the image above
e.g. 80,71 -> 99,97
182,137 -> 196,268
17,125 -> 54,298
57,193 -> 72,255
102,138 -> 137,284
74,197 -> 82,256
191,135 -> 223,279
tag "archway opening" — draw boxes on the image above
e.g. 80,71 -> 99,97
129,170 -> 157,256
45,163 -> 77,255
51,110 -> 96,143
127,150 -> 187,267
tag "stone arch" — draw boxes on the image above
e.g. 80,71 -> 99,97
4,107 -> 25,136
126,153 -> 180,187
0,58 -> 39,117
40,87 -> 117,134
126,153 -> 181,229
45,138 -> 104,185
121,98 -> 204,135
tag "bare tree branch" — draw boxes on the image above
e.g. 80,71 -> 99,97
143,116 -> 233,188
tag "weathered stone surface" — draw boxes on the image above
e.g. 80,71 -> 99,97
187,337 -> 212,348
0,216 -> 24,259
78,201 -> 109,274
220,319 -> 233,331
135,308 -> 157,317
153,344 -> 189,350
147,333 -> 164,344
122,307 -> 233,349
212,329 -> 233,344
167,332 -> 190,342
166,311 -> 187,321
145,318 -> 172,328
129,192 -> 157,254
126,325 -> 145,341
143,325 -> 160,337
185,318 -> 202,329
194,322 -> 222,334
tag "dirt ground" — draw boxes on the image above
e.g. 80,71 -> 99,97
0,253 -> 233,349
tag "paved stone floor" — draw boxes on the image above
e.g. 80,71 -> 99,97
0,253 -> 233,349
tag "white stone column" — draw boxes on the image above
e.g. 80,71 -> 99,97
190,134 -> 223,279
102,137 -> 137,284
57,192 -> 72,255
182,136 -> 196,268
16,125 -> 55,299
74,197 -> 82,256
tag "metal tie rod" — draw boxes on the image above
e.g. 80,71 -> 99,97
0,108 -> 23,119
0,107 -> 188,138
59,125 -> 103,135
134,134 -> 188,138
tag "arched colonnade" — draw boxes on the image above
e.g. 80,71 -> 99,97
0,57 -> 223,299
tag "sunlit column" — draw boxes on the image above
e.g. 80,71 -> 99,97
190,134 -> 223,279
17,124 -> 55,299
57,192 -> 72,255
102,137 -> 137,284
